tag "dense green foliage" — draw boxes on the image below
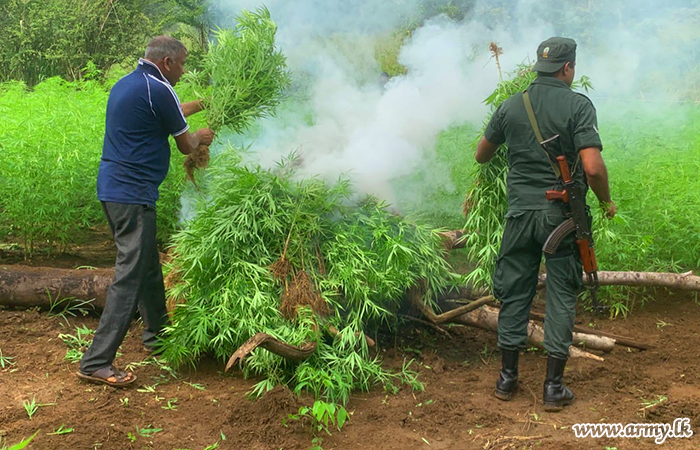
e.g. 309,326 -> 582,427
593,105 -> 700,272
0,0 -> 156,86
0,0 -> 220,86
0,70 -> 203,254
0,76 -> 108,253
161,151 -> 457,403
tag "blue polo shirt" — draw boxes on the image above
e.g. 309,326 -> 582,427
97,59 -> 189,206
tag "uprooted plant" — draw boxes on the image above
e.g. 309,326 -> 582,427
181,6 -> 291,183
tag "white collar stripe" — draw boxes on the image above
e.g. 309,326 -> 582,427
138,58 -> 169,83
146,74 -> 187,124
143,74 -> 157,117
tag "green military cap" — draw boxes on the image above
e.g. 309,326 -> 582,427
533,37 -> 576,72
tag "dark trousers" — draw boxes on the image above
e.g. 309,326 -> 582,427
80,202 -> 168,374
492,209 -> 583,359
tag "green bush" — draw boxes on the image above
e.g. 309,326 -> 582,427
0,0 -> 158,86
0,77 -> 108,254
593,104 -> 700,273
0,70 -> 203,255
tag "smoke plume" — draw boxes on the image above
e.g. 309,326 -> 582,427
205,0 -> 699,209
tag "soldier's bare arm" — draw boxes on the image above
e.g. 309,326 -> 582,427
475,136 -> 499,163
579,147 -> 616,218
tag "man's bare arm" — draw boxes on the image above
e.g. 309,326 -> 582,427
181,100 -> 204,118
579,147 -> 616,218
475,136 -> 500,163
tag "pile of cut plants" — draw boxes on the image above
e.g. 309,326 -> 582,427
159,8 -> 461,404
161,151 -> 460,403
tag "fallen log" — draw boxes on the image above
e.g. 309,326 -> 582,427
2,264 -> 699,312
448,304 -> 612,357
439,271 -> 700,302
446,302 -> 650,351
0,265 -> 111,310
540,270 -> 700,291
444,273 -> 700,298
408,288 -> 608,360
441,229 -> 700,291
527,311 -> 651,350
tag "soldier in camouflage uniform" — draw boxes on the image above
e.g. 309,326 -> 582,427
475,37 -> 616,412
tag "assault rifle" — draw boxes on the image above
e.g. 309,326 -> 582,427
542,153 -> 606,315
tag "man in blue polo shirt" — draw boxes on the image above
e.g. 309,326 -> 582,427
78,36 -> 214,387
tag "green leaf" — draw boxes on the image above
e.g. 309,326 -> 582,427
6,430 -> 39,450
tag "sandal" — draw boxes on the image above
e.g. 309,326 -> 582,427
77,365 -> 137,387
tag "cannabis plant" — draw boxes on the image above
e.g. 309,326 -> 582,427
188,7 -> 291,133
180,7 -> 291,182
161,150 -> 458,404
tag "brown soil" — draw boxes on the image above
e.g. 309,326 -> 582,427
1,252 -> 699,449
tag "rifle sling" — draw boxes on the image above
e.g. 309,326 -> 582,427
522,90 -> 561,178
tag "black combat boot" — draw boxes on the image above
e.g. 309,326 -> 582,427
494,349 -> 519,401
543,356 -> 575,412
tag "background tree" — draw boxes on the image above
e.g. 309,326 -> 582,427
0,0 -> 221,86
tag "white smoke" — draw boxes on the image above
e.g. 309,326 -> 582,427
209,1 -> 553,204
246,18 -> 504,202
200,0 -> 699,211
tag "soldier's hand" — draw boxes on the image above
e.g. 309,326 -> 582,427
601,201 -> 617,219
194,128 -> 215,146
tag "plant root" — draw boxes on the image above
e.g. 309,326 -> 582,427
225,333 -> 317,370
280,270 -> 329,320
184,144 -> 210,185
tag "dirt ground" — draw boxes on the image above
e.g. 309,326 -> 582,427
1,251 -> 700,450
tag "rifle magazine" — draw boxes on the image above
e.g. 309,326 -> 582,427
543,218 -> 576,254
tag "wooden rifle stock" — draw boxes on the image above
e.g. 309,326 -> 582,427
577,239 -> 598,273
543,154 -> 604,312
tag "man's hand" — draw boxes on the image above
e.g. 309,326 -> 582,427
580,147 -> 615,216
193,128 -> 215,146
174,128 -> 215,155
600,201 -> 617,219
